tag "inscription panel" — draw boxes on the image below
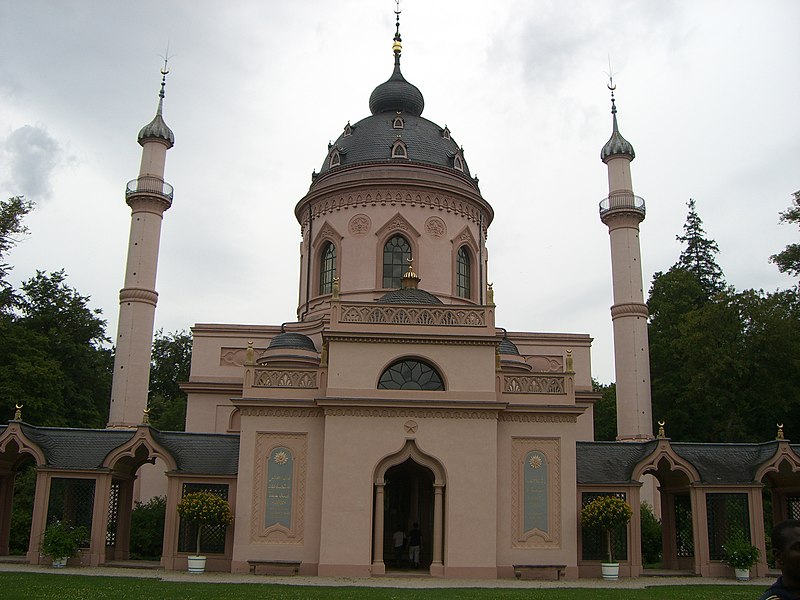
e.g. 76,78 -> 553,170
511,437 -> 561,548
252,433 -> 307,544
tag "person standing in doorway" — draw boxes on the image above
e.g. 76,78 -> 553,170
392,525 -> 405,566
408,522 -> 422,568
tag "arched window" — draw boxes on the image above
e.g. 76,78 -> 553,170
391,139 -> 408,159
329,150 -> 341,168
379,359 -> 444,390
454,154 -> 464,172
456,246 -> 471,299
383,235 -> 411,288
319,242 -> 336,294
393,116 -> 404,129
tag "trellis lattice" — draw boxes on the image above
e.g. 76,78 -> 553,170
106,481 -> 121,546
580,492 -> 628,561
674,493 -> 694,558
178,483 -> 229,554
706,493 -> 750,561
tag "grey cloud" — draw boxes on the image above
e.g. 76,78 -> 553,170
2,124 -> 62,200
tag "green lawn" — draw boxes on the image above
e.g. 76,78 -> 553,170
0,573 -> 765,600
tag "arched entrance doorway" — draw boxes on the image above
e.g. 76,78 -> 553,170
384,458 -> 433,569
372,439 -> 445,576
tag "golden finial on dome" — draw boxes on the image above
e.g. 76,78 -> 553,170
392,0 -> 403,55
142,407 -> 151,425
401,258 -> 420,289
14,403 -> 22,421
657,420 -> 666,438
777,423 -> 785,440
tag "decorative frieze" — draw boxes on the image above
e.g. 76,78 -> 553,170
324,407 -> 498,420
526,355 -> 563,373
239,408 -> 323,418
348,214 -> 371,235
503,375 -> 565,394
425,216 -> 446,237
253,369 -> 318,389
339,304 -> 486,327
499,413 -> 577,424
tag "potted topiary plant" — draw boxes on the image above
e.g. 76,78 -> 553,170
722,536 -> 759,581
176,491 -> 233,573
580,495 -> 633,580
40,520 -> 88,567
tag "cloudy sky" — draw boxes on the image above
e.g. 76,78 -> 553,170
0,1 -> 797,384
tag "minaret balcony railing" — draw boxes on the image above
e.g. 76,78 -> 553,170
599,193 -> 645,216
126,176 -> 174,201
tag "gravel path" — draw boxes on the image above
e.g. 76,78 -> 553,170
0,562 -> 774,589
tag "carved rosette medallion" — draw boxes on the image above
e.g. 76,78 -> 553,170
425,216 -> 446,238
348,214 -> 371,235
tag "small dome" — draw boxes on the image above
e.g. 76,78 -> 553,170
267,332 -> 317,352
499,337 -> 521,355
378,288 -> 443,305
369,63 -> 424,117
138,113 -> 175,147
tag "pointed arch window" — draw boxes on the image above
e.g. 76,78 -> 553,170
393,115 -> 404,129
329,150 -> 341,168
383,235 -> 411,288
391,139 -> 408,159
456,246 -> 471,299
343,122 -> 352,137
319,242 -> 336,295
442,126 -> 451,140
453,154 -> 464,172
379,358 -> 444,390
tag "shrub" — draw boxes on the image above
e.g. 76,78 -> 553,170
722,536 -> 759,570
640,501 -> 663,566
581,495 -> 633,563
176,492 -> 232,556
41,520 -> 88,560
130,496 -> 166,560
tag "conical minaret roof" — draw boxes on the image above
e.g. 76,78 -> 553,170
600,86 -> 634,163
138,63 -> 175,148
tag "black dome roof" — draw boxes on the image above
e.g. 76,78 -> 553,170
499,337 -> 521,356
378,288 -> 443,305
267,332 -> 317,352
369,62 -> 424,116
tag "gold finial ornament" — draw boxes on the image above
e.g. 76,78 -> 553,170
245,340 -> 255,366
401,258 -> 420,289
142,407 -> 150,425
657,420 -> 666,438
487,282 -> 495,306
332,277 -> 340,300
777,423 -> 785,440
14,403 -> 22,421
565,350 -> 574,374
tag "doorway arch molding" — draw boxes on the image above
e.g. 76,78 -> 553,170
371,439 -> 446,576
374,439 -> 446,486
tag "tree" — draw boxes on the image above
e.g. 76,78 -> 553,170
675,198 -> 725,296
770,190 -> 800,279
0,196 -> 33,312
591,379 -> 617,441
0,270 -> 112,427
148,329 -> 192,431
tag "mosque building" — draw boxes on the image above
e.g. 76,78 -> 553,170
0,10 -> 796,581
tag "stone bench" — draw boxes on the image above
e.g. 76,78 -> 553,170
247,559 -> 301,576
513,564 -> 566,581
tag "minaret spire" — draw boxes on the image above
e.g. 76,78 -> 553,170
598,78 -> 652,441
108,62 -> 176,428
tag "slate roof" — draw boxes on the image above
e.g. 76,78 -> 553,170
577,440 -> 786,485
152,431 -> 240,475
3,423 -> 239,475
267,332 -> 317,352
499,337 -> 521,356
369,61 -> 425,116
377,288 -> 443,305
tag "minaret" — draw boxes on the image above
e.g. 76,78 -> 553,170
108,62 -> 175,428
599,81 -> 653,441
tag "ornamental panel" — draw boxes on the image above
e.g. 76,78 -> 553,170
339,304 -> 485,327
504,375 -> 565,394
511,438 -> 561,548
253,369 -> 318,389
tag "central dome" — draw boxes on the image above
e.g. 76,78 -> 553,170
368,61 -> 425,116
